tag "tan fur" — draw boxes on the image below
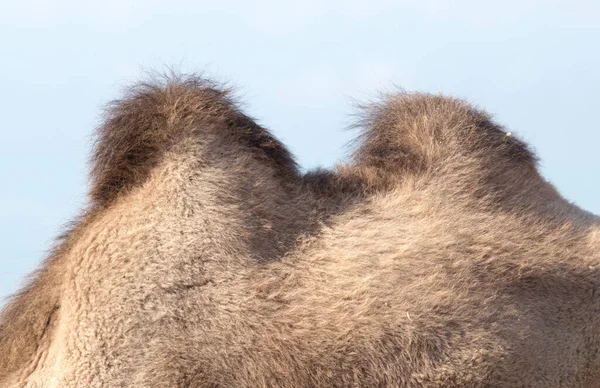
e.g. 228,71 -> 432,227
1,74 -> 598,387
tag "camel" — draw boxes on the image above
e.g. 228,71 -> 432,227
0,74 -> 598,387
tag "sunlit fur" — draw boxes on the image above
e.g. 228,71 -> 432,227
1,75 -> 599,387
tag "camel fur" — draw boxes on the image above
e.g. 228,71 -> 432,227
1,75 -> 599,387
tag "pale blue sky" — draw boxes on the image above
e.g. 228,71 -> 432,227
1,0 -> 598,302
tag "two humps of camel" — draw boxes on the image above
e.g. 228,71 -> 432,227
1,74 -> 599,387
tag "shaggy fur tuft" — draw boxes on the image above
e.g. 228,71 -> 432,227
91,75 -> 298,207
352,92 -> 536,175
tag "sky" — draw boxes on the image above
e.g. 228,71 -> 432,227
1,0 -> 598,302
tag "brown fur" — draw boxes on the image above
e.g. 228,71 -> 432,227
91,75 -> 299,207
1,74 -> 598,387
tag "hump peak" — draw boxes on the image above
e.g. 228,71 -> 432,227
351,92 -> 537,176
90,75 -> 298,207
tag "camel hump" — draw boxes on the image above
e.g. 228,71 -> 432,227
351,92 -> 537,177
90,74 -> 298,207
